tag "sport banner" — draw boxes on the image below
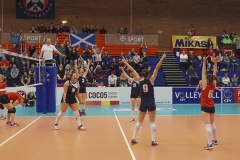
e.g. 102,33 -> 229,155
172,87 -> 221,104
234,88 -> 240,103
1,33 -> 56,44
16,0 -> 55,19
172,35 -> 217,49
217,37 -> 237,45
222,88 -> 234,103
105,34 -> 158,45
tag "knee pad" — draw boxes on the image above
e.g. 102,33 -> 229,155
150,122 -> 156,132
0,104 -> 4,109
205,124 -> 211,132
8,107 -> 16,114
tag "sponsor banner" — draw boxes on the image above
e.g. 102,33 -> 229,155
16,0 -> 55,19
86,87 -> 119,101
172,35 -> 217,49
172,87 -> 221,104
69,34 -> 96,47
234,88 -> 240,103
1,33 -> 56,44
217,37 -> 237,45
119,87 -> 172,105
222,88 -> 234,103
105,34 -> 158,45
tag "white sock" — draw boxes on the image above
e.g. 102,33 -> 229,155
205,124 -> 212,145
131,108 -> 134,118
150,122 -> 156,141
82,102 -> 86,110
73,110 -> 81,127
55,111 -> 64,124
132,121 -> 142,140
211,123 -> 217,140
1,109 -> 5,116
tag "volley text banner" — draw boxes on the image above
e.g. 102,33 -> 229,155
1,33 -> 56,44
172,35 -> 217,49
105,34 -> 158,45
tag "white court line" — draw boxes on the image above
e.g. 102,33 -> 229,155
0,116 -> 42,147
113,111 -> 136,160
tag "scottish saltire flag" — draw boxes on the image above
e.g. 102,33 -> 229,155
69,34 -> 96,47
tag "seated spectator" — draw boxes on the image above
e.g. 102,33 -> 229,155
230,53 -> 239,71
109,58 -> 119,75
102,50 -> 111,70
9,57 -> 18,69
142,52 -> 148,67
63,65 -> 72,80
108,72 -> 117,87
217,53 -> 223,70
0,57 -> 9,69
10,64 -> 20,86
19,65 -> 29,77
29,25 -> 37,33
87,73 -> 96,87
231,74 -> 239,87
188,51 -> 196,68
55,24 -> 62,34
125,52 -> 133,61
222,53 -> 231,71
57,64 -> 65,80
70,25 -> 77,34
29,64 -> 35,84
82,44 -> 92,61
135,26 -> 143,35
140,43 -> 147,56
37,22 -> 47,33
222,73 -> 230,87
94,65 -> 103,78
21,71 -> 30,86
222,30 -> 229,37
25,92 -> 36,107
179,51 -> 189,69
186,65 -> 199,86
137,58 -> 145,73
48,23 -> 55,33
99,25 -> 107,34
130,48 -> 135,56
118,73 -> 128,87
98,81 -> 105,87
29,43 -> 36,57
0,65 -> 9,82
132,52 -> 140,69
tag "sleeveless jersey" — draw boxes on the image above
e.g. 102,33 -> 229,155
7,92 -> 22,103
78,75 -> 87,91
140,78 -> 155,105
0,81 -> 6,95
200,83 -> 215,107
65,80 -> 78,99
131,80 -> 140,96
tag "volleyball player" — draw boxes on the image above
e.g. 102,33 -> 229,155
0,74 -> 7,120
54,73 -> 86,130
0,92 -> 29,127
75,59 -> 91,116
122,53 -> 166,146
200,56 -> 219,150
120,67 -> 140,122
194,80 -> 221,93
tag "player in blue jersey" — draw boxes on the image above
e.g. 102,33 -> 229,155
75,59 -> 91,116
122,53 -> 166,146
54,73 -> 86,130
120,67 -> 140,122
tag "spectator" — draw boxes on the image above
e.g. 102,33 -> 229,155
140,43 -> 147,56
222,53 -> 231,71
98,81 -> 105,87
132,52 -> 140,69
188,29 -> 192,38
95,65 -> 103,78
95,47 -> 104,67
47,23 -> 55,33
135,26 -> 143,35
32,50 -> 40,66
29,25 -> 37,33
191,27 -> 196,36
55,24 -> 62,34
22,51 -> 30,69
235,35 -> 240,58
87,73 -> 96,87
0,45 -> 8,61
179,51 -> 188,69
186,65 -> 199,86
10,64 -> 19,86
118,73 -> 128,87
117,27 -> 124,34
92,45 -> 100,63
207,38 -> 214,49
108,72 -> 117,87
29,64 -> 35,84
88,25 -> 99,34
222,73 -> 230,87
9,57 -> 18,69
37,22 -> 47,33
78,57 -> 87,69
28,43 -> 36,57
230,32 -> 236,38
0,57 -> 9,69
109,58 -> 119,76
188,51 -> 196,68
125,52 -> 133,61
19,65 -> 29,77
142,52 -> 148,67
0,65 -> 9,82
102,50 -> 111,70
222,30 -> 229,37
25,92 -> 36,107
82,44 -> 92,61
68,45 -> 80,70
217,53 -> 223,70
231,53 -> 239,71
231,74 -> 239,87
70,25 -> 77,34
9,29 -> 22,46
21,71 -> 30,86
57,64 -> 65,79
56,38 -> 66,66
99,25 -> 107,34
61,24 -> 70,33
82,26 -> 88,34
63,65 -> 72,80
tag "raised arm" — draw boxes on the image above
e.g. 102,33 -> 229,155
211,56 -> 219,76
120,67 -> 133,82
83,59 -> 91,77
201,56 -> 208,89
121,58 -> 141,81
150,53 -> 166,82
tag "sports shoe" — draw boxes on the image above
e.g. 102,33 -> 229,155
53,124 -> 59,130
10,123 -> 19,127
204,144 -> 213,150
212,140 -> 218,145
151,141 -> 158,146
130,117 -> 135,122
131,139 -> 137,145
0,114 -> 3,118
78,125 -> 86,130
0,116 -> 6,120
82,112 -> 86,116
6,121 -> 11,126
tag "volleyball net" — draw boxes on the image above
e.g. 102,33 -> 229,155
0,49 -> 57,114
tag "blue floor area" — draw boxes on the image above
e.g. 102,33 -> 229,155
14,104 -> 240,117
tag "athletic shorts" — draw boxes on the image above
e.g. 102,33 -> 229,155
61,97 -> 77,105
79,89 -> 87,93
0,103 -> 4,109
0,94 -> 10,104
130,94 -> 140,99
201,106 -> 215,114
139,103 -> 156,112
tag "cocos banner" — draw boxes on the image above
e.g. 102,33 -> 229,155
172,87 -> 221,104
86,87 -> 119,101
172,35 -> 217,49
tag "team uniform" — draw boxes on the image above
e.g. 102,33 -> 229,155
0,81 -> 7,116
139,78 -> 156,112
200,83 -> 215,114
130,80 -> 140,98
61,80 -> 79,104
78,76 -> 87,93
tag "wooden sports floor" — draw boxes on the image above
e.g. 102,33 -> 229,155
1,104 -> 240,160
